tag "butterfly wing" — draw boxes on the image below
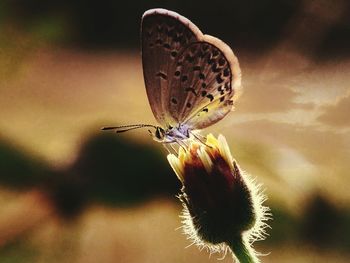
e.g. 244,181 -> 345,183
167,35 -> 241,130
141,9 -> 241,129
141,9 -> 202,127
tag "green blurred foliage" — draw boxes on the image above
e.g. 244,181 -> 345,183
0,2 -> 8,25
67,133 -> 180,207
28,15 -> 66,43
0,134 -> 180,218
0,240 -> 37,263
0,140 -> 49,189
1,133 -> 350,249
266,205 -> 299,244
1,134 -> 350,252
1,0 -> 348,59
299,194 -> 350,251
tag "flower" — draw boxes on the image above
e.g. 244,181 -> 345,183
167,134 -> 270,263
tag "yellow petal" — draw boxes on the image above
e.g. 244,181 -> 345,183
206,133 -> 219,148
178,146 -> 186,163
218,134 -> 234,170
167,154 -> 184,182
197,146 -> 213,174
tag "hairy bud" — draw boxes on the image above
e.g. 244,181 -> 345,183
167,134 -> 270,262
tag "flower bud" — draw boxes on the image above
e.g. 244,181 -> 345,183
167,134 -> 270,262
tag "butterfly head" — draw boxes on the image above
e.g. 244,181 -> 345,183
102,124 -> 189,144
151,126 -> 166,142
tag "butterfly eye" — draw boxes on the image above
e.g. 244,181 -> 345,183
155,127 -> 165,139
171,51 -> 178,57
219,57 -> 226,66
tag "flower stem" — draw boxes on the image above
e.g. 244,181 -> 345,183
227,237 -> 257,263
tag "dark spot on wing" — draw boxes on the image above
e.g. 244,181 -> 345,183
206,94 -> 214,101
155,39 -> 162,45
193,66 -> 201,71
171,51 -> 177,57
175,71 -> 181,77
181,75 -> 188,82
208,58 -> 215,65
163,43 -> 171,49
171,98 -> 178,104
201,90 -> 207,97
199,73 -> 205,79
219,57 -> 226,66
212,63 -> 220,73
186,102 -> 192,108
212,49 -> 219,57
202,108 -> 209,112
202,83 -> 207,88
216,74 -> 224,84
224,67 -> 230,77
220,96 -> 225,102
185,87 -> 197,96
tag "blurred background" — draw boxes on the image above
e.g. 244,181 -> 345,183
1,0 -> 350,262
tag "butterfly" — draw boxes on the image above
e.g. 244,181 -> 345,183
102,8 -> 241,147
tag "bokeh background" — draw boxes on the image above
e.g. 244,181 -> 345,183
1,0 -> 350,262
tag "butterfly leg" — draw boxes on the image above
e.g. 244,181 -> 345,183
163,143 -> 175,154
175,139 -> 188,152
194,132 -> 207,141
169,143 -> 178,154
162,142 -> 179,155
162,143 -> 171,154
190,131 -> 212,148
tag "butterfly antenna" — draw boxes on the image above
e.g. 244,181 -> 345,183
101,124 -> 158,133
114,126 -> 148,133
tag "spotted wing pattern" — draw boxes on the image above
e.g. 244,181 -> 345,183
167,41 -> 238,130
141,9 -> 241,130
142,9 -> 199,126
